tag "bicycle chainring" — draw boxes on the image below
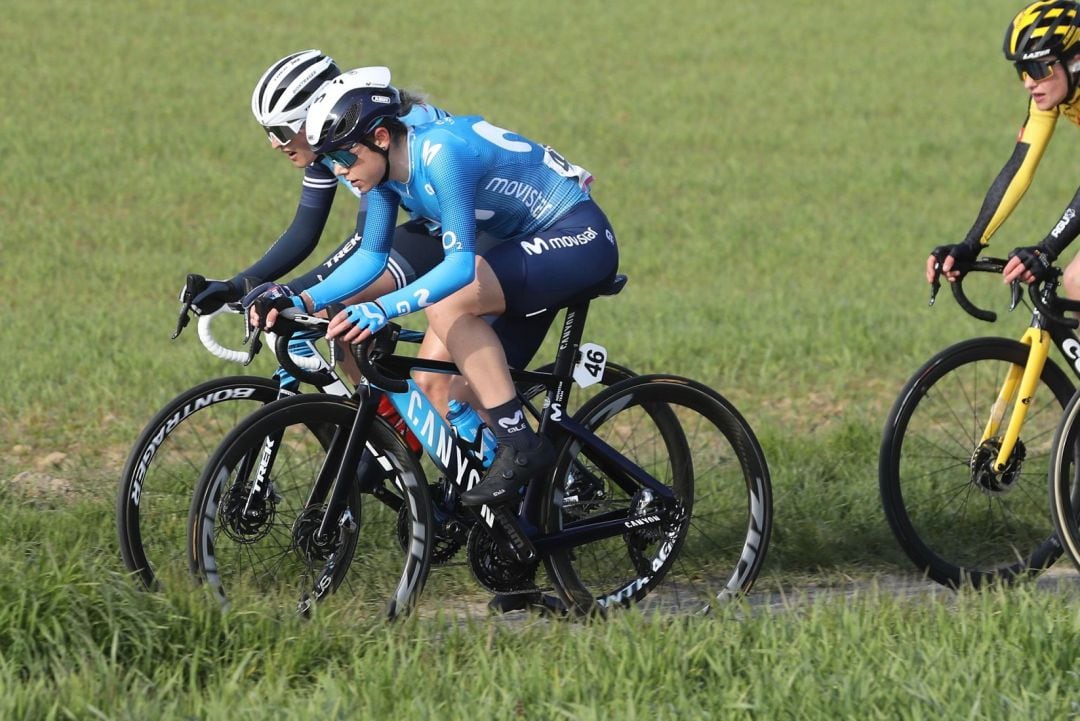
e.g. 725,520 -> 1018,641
466,524 -> 538,593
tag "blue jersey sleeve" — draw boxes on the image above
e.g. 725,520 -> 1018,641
374,135 -> 484,318
301,186 -> 399,310
378,251 -> 476,318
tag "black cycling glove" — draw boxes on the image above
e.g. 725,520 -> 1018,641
242,282 -> 299,329
187,278 -> 243,315
1007,243 -> 1057,281
930,242 -> 980,270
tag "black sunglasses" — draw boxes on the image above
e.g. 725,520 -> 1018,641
1014,58 -> 1059,81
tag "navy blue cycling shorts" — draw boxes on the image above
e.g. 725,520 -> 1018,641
483,199 -> 619,368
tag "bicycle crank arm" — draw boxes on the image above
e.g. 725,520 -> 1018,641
489,504 -> 538,564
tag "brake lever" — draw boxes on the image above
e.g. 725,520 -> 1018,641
171,299 -> 194,339
242,306 -> 255,345
244,327 -> 262,366
172,273 -> 207,340
928,262 -> 942,307
1009,280 -> 1022,311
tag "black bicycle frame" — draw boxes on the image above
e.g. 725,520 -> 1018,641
282,281 -> 675,564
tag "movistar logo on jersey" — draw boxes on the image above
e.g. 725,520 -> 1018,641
520,227 -> 598,256
484,177 -> 555,219
422,140 -> 443,166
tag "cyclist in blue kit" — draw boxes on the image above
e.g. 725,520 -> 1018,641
187,52 -> 452,315
186,52 -> 498,412
251,72 -> 619,506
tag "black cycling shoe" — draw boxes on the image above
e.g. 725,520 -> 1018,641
460,438 -> 556,506
488,592 -> 567,616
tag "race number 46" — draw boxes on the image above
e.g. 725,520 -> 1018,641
573,343 -> 608,388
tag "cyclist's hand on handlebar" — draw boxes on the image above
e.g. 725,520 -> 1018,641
327,301 -> 389,344
927,243 -> 979,284
1003,244 -> 1056,285
242,282 -> 296,329
188,278 -> 242,315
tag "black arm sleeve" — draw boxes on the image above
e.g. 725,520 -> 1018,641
1039,187 -> 1080,259
960,142 -> 1030,249
285,202 -> 370,293
229,164 -> 338,289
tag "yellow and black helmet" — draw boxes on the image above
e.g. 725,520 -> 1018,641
1004,1 -> 1080,61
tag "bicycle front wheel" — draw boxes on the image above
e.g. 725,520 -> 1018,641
117,375 -> 281,590
543,375 -> 773,615
879,337 -> 1072,587
1047,388 -> 1080,574
188,394 -> 432,619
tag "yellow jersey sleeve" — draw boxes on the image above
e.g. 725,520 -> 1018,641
963,100 -> 1058,248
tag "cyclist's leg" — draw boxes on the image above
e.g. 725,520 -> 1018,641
443,200 -> 619,505
1063,253 -> 1080,303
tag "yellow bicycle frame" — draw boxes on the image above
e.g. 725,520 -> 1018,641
980,326 -> 1052,472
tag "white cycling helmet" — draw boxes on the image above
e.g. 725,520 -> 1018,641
251,49 -> 341,145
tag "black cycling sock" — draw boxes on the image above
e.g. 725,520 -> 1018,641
487,399 -> 539,451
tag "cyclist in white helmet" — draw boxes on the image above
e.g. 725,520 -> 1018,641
186,51 -> 485,411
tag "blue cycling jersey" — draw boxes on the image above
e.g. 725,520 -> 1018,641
304,115 -> 594,316
238,102 -> 450,287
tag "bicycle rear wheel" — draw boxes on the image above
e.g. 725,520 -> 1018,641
188,394 -> 432,618
879,337 -> 1071,587
117,376 -> 281,590
543,375 -> 772,615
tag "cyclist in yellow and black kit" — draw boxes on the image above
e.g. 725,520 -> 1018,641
928,1 -> 1080,290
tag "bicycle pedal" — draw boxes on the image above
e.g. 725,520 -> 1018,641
490,504 -> 537,564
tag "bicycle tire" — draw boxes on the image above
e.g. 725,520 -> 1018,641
543,375 -> 773,615
117,375 -> 282,590
879,337 -> 1072,587
1048,388 -> 1080,575
188,393 -> 432,618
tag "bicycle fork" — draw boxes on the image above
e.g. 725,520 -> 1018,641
297,393 -> 382,613
981,326 -> 1051,473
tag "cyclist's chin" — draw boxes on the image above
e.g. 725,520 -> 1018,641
1032,91 -> 1066,111
284,150 -> 317,167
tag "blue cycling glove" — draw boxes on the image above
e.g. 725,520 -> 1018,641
341,301 -> 389,336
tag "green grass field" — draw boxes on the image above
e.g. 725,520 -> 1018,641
5,0 -> 1080,717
